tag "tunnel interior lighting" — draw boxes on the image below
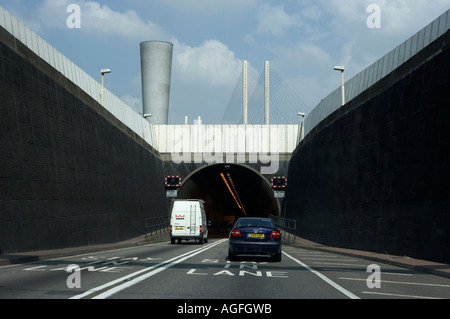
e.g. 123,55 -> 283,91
220,172 -> 247,216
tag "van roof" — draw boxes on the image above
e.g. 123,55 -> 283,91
173,199 -> 205,203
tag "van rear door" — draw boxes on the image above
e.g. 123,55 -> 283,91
172,210 -> 188,236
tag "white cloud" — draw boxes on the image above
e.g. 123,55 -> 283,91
22,0 -> 448,125
307,0 -> 450,74
300,4 -> 323,21
318,0 -> 450,39
255,4 -> 302,36
31,0 -> 251,123
37,0 -> 170,40
374,0 -> 450,35
267,0 -> 450,112
173,39 -> 243,87
36,0 -> 245,90
154,0 -> 258,13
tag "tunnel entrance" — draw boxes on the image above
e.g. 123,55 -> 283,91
175,164 -> 279,237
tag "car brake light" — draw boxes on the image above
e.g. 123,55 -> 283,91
170,225 -> 172,233
200,225 -> 202,232
230,229 -> 241,237
270,231 -> 281,238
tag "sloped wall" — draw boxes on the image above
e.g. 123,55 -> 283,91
0,27 -> 167,253
286,31 -> 450,263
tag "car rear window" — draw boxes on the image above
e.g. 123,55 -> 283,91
235,218 -> 275,228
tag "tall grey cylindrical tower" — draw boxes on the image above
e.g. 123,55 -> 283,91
140,41 -> 173,124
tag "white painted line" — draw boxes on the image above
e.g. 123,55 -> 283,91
303,258 -> 357,261
312,262 -> 367,267
283,251 -> 360,299
71,239 -> 227,299
381,272 -> 413,276
361,291 -> 444,299
0,241 -> 169,270
339,277 -> 450,288
287,254 -> 329,257
290,251 -> 326,256
288,252 -> 326,255
321,268 -> 413,276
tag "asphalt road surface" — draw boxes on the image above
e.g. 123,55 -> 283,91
1,238 -> 450,304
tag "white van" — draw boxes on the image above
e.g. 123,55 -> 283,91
170,199 -> 208,244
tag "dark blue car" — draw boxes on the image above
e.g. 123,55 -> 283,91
228,217 -> 282,262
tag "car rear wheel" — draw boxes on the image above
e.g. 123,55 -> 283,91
228,249 -> 236,261
272,252 -> 282,262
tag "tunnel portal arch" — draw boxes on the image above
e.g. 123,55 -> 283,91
175,163 -> 280,236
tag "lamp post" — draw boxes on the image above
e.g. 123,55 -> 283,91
333,66 -> 345,106
101,68 -> 111,106
297,112 -> 305,142
143,113 -> 151,141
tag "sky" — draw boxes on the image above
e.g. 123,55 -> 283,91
2,0 -> 449,124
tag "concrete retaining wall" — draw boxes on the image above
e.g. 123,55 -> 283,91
0,26 -> 167,253
285,30 -> 450,263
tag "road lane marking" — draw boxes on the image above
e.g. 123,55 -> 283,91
283,251 -> 360,299
303,258 -> 357,261
320,268 -> 414,276
70,239 -> 227,299
380,272 -> 413,276
361,291 -> 444,299
339,277 -> 450,288
0,242 -> 169,270
312,262 -> 368,267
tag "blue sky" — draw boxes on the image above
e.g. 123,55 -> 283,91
2,0 -> 449,124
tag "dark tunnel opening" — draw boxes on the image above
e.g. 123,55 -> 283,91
175,164 -> 280,237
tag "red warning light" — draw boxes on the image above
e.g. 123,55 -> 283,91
271,176 -> 287,189
165,175 -> 181,188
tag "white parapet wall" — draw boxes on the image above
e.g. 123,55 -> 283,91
154,124 -> 300,154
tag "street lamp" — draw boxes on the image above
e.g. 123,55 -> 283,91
101,68 -> 111,106
333,66 -> 345,106
143,113 -> 151,141
297,112 -> 305,142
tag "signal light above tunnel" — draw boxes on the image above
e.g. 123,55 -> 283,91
165,175 -> 181,188
271,176 -> 287,189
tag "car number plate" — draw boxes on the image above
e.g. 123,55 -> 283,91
175,227 -> 184,230
248,233 -> 264,238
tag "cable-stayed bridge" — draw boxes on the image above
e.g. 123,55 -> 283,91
221,61 -> 313,125
154,61 -> 307,185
